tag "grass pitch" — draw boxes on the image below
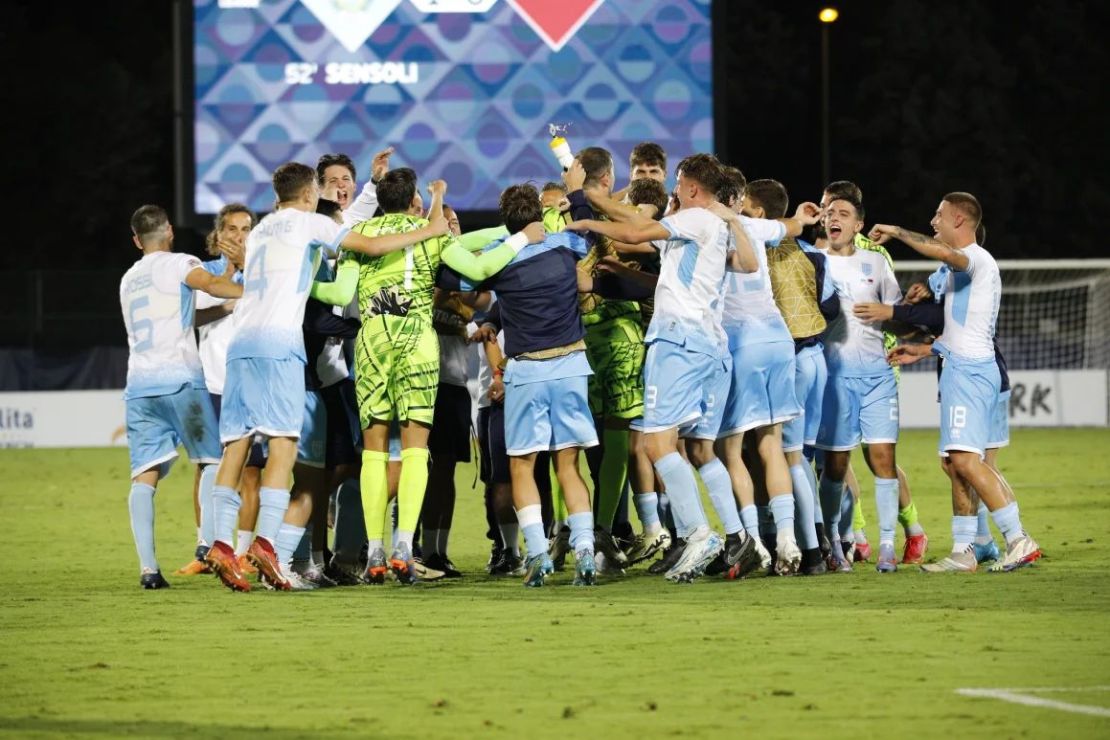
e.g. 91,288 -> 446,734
2,428 -> 1110,739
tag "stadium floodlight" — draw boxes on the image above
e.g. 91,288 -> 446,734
819,7 -> 839,23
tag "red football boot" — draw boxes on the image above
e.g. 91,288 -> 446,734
205,540 -> 250,592
247,538 -> 291,591
901,533 -> 929,564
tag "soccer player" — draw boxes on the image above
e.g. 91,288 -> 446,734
203,162 -> 446,592
310,171 -> 539,584
815,196 -> 906,573
872,193 -> 1041,572
318,147 -> 394,226
120,205 -> 242,588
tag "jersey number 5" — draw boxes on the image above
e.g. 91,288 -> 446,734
128,296 -> 154,352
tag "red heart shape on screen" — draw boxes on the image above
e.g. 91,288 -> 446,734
505,0 -> 605,51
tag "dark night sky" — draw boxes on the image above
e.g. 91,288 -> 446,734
2,0 -> 1108,276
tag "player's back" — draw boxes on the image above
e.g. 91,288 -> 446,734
767,237 -> 829,340
823,249 -> 901,376
119,251 -> 205,400
230,208 -> 345,364
941,243 -> 1000,361
349,212 -> 447,324
721,216 -> 790,344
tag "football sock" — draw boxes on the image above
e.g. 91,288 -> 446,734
852,493 -> 867,531
653,452 -> 706,538
516,504 -> 547,558
633,492 -> 662,534
235,529 -> 252,557
333,479 -> 365,562
437,528 -> 451,558
757,505 -> 775,542
597,428 -> 630,530
396,448 -> 431,551
952,515 -> 977,553
699,459 -> 741,535
196,526 -> 203,546
838,491 -> 854,540
768,493 -> 796,534
899,501 -> 925,536
739,504 -> 760,541
789,463 -> 819,549
360,450 -> 390,546
311,550 -> 324,568
818,477 -> 844,541
255,487 -> 290,546
293,528 -> 311,563
198,464 -> 217,547
498,522 -> 521,557
275,522 -> 305,566
423,528 -> 442,557
568,511 -> 595,554
395,529 -> 415,552
212,485 -> 241,546
875,477 -> 899,546
975,502 -> 994,545
990,502 -> 1025,545
128,482 -> 158,572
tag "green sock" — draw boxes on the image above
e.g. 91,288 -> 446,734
597,428 -> 630,530
852,496 -> 867,530
360,450 -> 390,543
899,502 -> 925,535
397,448 -> 431,537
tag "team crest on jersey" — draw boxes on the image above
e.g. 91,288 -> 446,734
861,262 -> 873,276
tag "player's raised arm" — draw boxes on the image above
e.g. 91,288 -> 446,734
440,222 -> 546,283
426,178 -> 446,222
869,223 -> 970,270
184,266 -> 242,299
706,202 -> 757,273
340,215 -> 449,258
565,217 -> 669,245
776,201 -> 823,238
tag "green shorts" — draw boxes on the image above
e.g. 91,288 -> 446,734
584,314 -> 645,420
354,315 -> 439,428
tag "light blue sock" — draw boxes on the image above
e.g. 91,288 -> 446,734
804,461 -> 821,518
212,485 -> 241,546
293,528 -> 312,561
739,504 -> 759,540
198,465 -> 217,547
838,491 -> 854,539
333,479 -> 366,562
874,477 -> 899,545
975,501 -> 993,544
952,515 -> 977,552
653,452 -> 707,538
658,493 -> 674,533
818,477 -> 844,541
256,487 -> 290,545
634,492 -> 660,530
568,511 -> 595,554
516,504 -> 547,558
990,502 -> 1024,544
789,464 -> 819,549
768,494 -> 795,534
275,522 -> 305,566
128,482 -> 158,572
699,460 -> 741,535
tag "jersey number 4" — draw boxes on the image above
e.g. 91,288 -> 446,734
244,245 -> 269,297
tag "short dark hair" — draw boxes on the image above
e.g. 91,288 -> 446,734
376,167 -> 418,213
316,153 -> 357,184
315,198 -> 342,222
206,203 -> 255,256
975,222 -> 987,246
130,205 -> 170,244
577,147 -> 613,187
716,165 -> 747,206
273,162 -> 317,203
944,191 -> 983,226
542,181 -> 567,194
630,142 -> 667,170
676,153 -> 725,196
499,183 -> 543,234
825,180 -> 863,202
745,179 -> 789,219
627,178 -> 668,221
828,196 -> 865,221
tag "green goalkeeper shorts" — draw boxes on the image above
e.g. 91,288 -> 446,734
584,316 -> 645,420
354,315 -> 439,428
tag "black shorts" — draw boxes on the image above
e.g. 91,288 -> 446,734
320,378 -> 361,469
209,392 -> 267,467
428,382 -> 472,463
478,404 -> 509,484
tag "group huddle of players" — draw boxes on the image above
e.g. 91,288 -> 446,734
119,137 -> 1043,592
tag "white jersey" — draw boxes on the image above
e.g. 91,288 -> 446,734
940,243 -> 1000,361
721,216 -> 791,345
196,290 -> 234,395
823,248 -> 902,377
648,206 -> 731,356
228,208 -> 348,363
120,251 -> 205,400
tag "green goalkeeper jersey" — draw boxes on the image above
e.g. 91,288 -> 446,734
347,213 -> 449,324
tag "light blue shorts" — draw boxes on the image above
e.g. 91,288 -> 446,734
679,352 -> 733,440
504,374 -> 598,456
816,372 -> 899,451
126,385 -> 221,479
220,357 -> 305,443
988,389 -> 1010,449
720,340 -> 801,438
939,358 -> 1001,459
296,390 -> 327,468
388,420 -> 402,462
643,338 -> 730,435
783,344 -> 827,452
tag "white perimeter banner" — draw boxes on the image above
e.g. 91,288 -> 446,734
0,370 -> 1105,448
899,369 -> 1108,428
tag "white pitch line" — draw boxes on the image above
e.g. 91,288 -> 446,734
957,688 -> 1110,718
